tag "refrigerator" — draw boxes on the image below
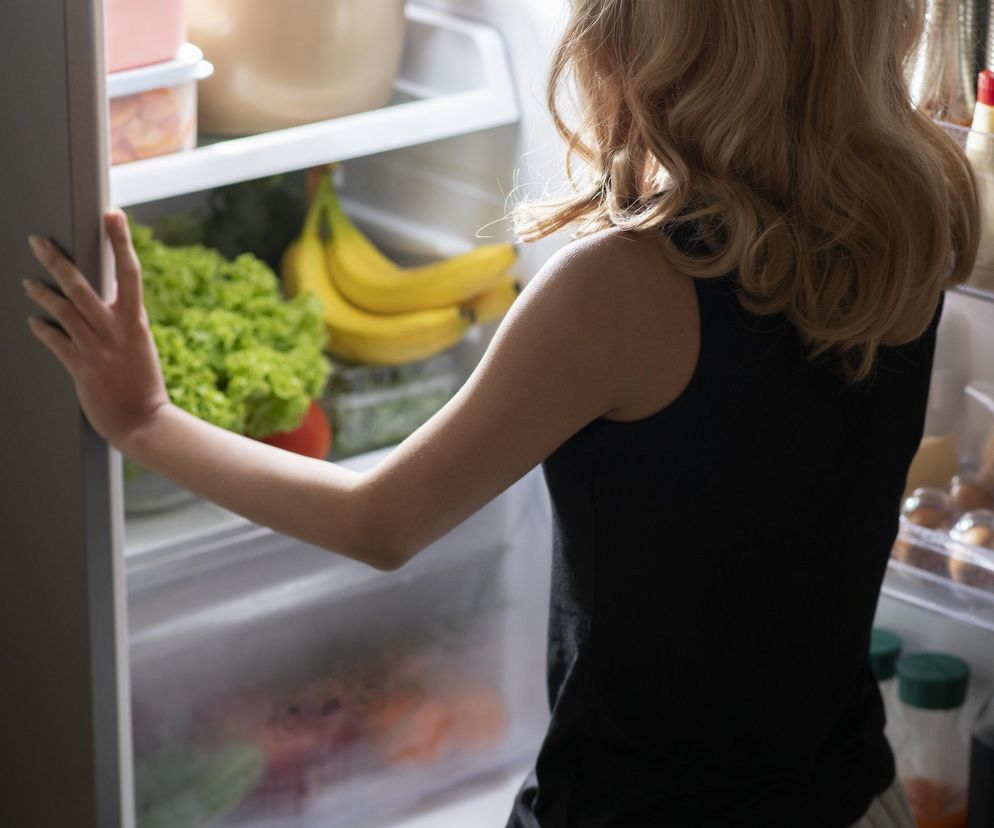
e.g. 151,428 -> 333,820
2,2 -> 992,827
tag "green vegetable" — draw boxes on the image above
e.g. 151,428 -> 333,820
131,222 -> 331,439
152,174 -> 308,271
135,743 -> 264,828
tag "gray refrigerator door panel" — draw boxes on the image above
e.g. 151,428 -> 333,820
0,2 -> 130,827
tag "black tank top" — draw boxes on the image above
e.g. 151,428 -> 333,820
507,227 -> 941,828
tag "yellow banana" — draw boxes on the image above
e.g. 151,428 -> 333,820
325,182 -> 517,314
462,275 -> 521,325
283,185 -> 474,366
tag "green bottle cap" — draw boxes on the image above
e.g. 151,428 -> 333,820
897,652 -> 970,710
869,628 -> 902,681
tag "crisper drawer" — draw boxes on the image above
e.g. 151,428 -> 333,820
126,469 -> 550,828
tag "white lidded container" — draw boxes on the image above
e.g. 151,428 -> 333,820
893,652 -> 972,828
106,43 -> 214,166
869,627 -> 903,751
187,0 -> 407,135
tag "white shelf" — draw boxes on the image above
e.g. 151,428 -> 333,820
109,4 -> 519,207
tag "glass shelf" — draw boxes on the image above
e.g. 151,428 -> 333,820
109,4 -> 519,207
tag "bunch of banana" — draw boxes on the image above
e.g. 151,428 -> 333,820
324,182 -> 518,315
283,174 -> 521,366
283,180 -> 469,365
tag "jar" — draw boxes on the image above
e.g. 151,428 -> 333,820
894,652 -> 971,828
968,694 -> 994,828
869,628 -> 903,750
187,0 -> 407,135
913,0 -> 977,125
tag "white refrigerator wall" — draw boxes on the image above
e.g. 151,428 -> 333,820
878,290 -> 994,722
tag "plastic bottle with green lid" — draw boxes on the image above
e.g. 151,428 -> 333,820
893,652 -> 971,828
869,628 -> 903,749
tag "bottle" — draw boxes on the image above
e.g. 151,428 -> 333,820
893,652 -> 971,828
914,0 -> 978,125
870,628 -> 903,750
968,694 -> 994,828
967,70 -> 994,290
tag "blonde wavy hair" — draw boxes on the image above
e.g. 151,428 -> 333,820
516,0 -> 979,380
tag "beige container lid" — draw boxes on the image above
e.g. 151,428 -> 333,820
188,0 -> 407,135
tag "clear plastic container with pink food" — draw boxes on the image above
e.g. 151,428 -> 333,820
104,0 -> 187,73
106,43 -> 213,166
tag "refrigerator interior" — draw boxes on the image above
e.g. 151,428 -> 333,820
115,2 -> 567,826
877,287 -> 994,736
46,0 -> 994,822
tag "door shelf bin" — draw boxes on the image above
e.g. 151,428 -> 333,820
127,472 -> 546,827
885,522 -> 994,633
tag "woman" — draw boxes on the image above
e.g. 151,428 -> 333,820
23,1 -> 977,825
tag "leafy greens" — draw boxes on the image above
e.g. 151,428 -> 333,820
132,222 -> 330,438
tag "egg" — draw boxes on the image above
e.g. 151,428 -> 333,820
949,524 -> 994,591
950,478 -> 994,513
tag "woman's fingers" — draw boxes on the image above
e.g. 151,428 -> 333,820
27,316 -> 78,374
105,210 -> 143,318
23,278 -> 99,348
27,235 -> 112,336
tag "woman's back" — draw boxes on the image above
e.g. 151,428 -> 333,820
508,226 -> 942,828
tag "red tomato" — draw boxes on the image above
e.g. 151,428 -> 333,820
260,401 -> 331,459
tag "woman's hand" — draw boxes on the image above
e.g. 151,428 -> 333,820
24,210 -> 171,450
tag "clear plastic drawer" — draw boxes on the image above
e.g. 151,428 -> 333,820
127,469 -> 550,827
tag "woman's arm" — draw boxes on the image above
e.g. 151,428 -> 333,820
24,212 -> 693,569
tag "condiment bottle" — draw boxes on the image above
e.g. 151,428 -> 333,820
870,628 -> 904,750
894,652 -> 971,828
914,0 -> 978,125
967,694 -> 994,828
966,70 -> 994,289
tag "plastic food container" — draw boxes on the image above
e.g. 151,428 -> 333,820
893,652 -> 971,828
187,0 -> 406,135
323,352 -> 460,459
893,380 -> 994,598
105,0 -> 186,73
106,44 -> 213,166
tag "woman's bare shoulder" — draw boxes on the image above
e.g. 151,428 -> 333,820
526,227 -> 700,422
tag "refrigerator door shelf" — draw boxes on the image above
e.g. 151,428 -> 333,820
127,469 -> 548,828
109,4 -> 519,208
883,548 -> 994,632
